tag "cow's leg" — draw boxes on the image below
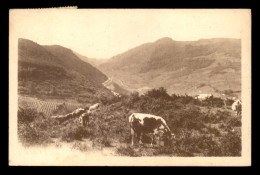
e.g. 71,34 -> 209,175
81,117 -> 84,126
150,135 -> 154,146
130,127 -> 135,146
138,132 -> 143,145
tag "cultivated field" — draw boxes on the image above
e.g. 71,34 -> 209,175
18,95 -> 85,117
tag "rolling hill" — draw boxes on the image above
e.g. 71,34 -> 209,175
98,37 -> 241,97
18,38 -> 113,103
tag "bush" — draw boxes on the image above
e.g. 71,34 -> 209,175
227,117 -> 242,127
18,107 -> 38,123
219,131 -> 241,156
61,126 -> 88,142
116,146 -> 139,157
145,87 -> 171,100
18,107 -> 52,145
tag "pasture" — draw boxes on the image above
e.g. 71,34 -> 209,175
17,88 -> 241,157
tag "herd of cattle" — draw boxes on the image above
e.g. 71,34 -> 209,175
51,94 -> 242,146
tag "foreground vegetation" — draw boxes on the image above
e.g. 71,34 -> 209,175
18,87 -> 241,157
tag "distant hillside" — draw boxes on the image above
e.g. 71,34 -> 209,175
73,51 -> 108,67
99,37 -> 241,97
102,78 -> 130,96
18,38 -> 113,103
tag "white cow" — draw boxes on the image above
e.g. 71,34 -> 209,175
88,103 -> 100,112
129,113 -> 175,146
232,99 -> 242,117
195,94 -> 213,101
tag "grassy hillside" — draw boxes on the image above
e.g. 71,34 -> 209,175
18,38 -> 113,102
99,37 -> 241,97
18,88 -> 241,157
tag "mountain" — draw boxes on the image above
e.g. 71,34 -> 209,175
73,51 -> 108,67
98,37 -> 241,97
18,38 -> 113,102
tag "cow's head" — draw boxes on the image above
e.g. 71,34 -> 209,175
165,132 -> 175,141
162,129 -> 175,140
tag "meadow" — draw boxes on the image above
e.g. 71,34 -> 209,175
17,88 -> 241,157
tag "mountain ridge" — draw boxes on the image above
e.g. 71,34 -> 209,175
18,38 -> 113,102
98,37 -> 241,97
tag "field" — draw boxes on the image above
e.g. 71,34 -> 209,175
18,95 -> 85,117
17,88 -> 241,157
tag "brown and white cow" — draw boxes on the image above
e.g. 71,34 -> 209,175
129,113 -> 175,146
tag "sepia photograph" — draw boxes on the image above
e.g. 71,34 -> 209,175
9,9 -> 251,166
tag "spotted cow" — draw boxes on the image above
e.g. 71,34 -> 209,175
129,113 -> 175,146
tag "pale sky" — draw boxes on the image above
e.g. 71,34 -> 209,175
10,9 -> 249,59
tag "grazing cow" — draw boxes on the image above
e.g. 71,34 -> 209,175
195,94 -> 213,101
232,99 -> 242,117
88,103 -> 100,112
79,112 -> 90,126
129,113 -> 175,146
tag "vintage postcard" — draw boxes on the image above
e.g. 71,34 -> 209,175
9,9 -> 251,166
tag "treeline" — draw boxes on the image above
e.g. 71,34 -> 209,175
100,87 -> 234,108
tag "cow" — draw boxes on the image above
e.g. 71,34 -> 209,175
232,99 -> 242,117
129,113 -> 175,146
79,112 -> 90,127
195,94 -> 213,101
88,103 -> 100,112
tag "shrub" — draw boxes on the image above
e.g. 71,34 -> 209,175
219,131 -> 241,156
227,117 -> 242,127
18,107 -> 52,145
145,87 -> 171,100
116,146 -> 139,157
61,126 -> 88,142
18,107 -> 38,123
